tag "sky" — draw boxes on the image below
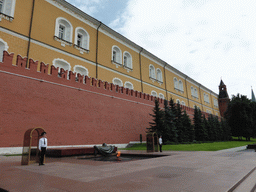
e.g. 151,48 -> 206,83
66,0 -> 256,99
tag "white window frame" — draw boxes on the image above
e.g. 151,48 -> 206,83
112,46 -> 122,66
194,88 -> 198,98
73,65 -> 88,80
159,93 -> 165,99
191,86 -> 194,96
112,77 -> 123,87
156,68 -> 163,82
179,80 -> 184,91
54,17 -> 73,45
176,99 -> 180,104
58,25 -> 65,40
204,93 -> 210,103
206,109 -> 212,114
151,90 -> 157,97
123,51 -> 132,70
181,101 -> 185,106
174,77 -> 178,89
0,0 -> 4,13
52,58 -> 71,79
0,0 -> 16,19
149,64 -> 156,79
0,38 -> 9,62
124,81 -> 134,90
214,98 -> 218,107
74,27 -> 90,52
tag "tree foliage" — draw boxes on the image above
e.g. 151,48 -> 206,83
147,99 -> 164,134
163,100 -> 178,143
148,98 -> 230,144
193,107 -> 207,141
225,94 -> 254,140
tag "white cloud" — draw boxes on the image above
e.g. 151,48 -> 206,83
111,0 -> 256,98
66,0 -> 101,16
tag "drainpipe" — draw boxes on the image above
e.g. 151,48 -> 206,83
139,48 -> 143,92
95,22 -> 102,79
185,76 -> 190,107
164,63 -> 168,101
26,0 -> 36,68
199,84 -> 204,112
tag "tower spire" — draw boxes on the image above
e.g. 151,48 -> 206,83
252,87 -> 256,102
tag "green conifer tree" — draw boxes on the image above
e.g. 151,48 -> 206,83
147,99 -> 164,134
207,115 -> 216,141
203,115 -> 210,141
181,110 -> 194,142
214,116 -> 222,141
220,118 -> 231,141
175,103 -> 184,143
163,100 -> 178,143
193,106 -> 207,141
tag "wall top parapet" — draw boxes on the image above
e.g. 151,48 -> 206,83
0,51 -> 219,118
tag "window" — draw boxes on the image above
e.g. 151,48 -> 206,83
176,99 -> 180,104
74,27 -> 89,51
206,109 -> 212,114
112,46 -> 122,64
151,91 -> 157,97
73,65 -> 88,81
179,80 -> 183,91
123,51 -> 132,69
156,69 -> 162,82
191,86 -> 198,98
181,101 -> 185,106
124,81 -> 133,89
149,65 -> 155,79
174,78 -> 178,89
53,59 -> 71,78
194,88 -> 198,98
0,38 -> 8,62
112,78 -> 123,87
191,86 -> 194,96
214,98 -> 218,107
0,0 -> 16,18
77,34 -> 82,47
55,17 -> 73,44
159,93 -> 165,99
0,0 -> 3,13
204,93 -> 210,103
216,112 -> 218,116
58,25 -> 65,40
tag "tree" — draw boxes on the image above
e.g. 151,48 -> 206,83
169,98 -> 177,116
193,106 -> 207,141
147,99 -> 164,134
176,103 -> 184,143
163,100 -> 178,143
214,116 -> 222,141
181,110 -> 194,142
225,94 -> 253,140
203,115 -> 210,141
207,115 -> 216,141
220,118 -> 231,141
250,102 -> 256,137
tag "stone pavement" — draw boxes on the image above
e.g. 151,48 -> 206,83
0,146 -> 256,192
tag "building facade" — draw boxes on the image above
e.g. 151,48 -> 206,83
0,0 -> 220,116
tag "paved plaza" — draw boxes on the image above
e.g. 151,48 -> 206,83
1,147 -> 256,192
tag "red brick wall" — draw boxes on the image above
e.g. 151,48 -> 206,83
0,51 -> 214,148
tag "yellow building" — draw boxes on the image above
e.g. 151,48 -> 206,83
0,0 -> 220,116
